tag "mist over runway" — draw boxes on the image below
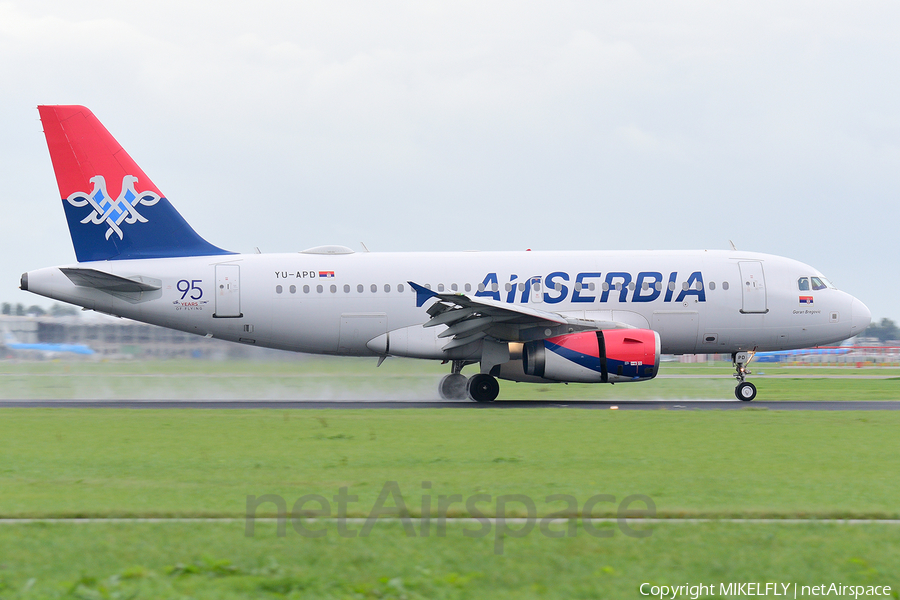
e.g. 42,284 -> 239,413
3,400 -> 899,411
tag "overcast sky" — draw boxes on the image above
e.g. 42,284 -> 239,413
2,1 -> 898,323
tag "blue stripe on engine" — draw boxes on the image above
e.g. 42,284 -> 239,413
544,341 -> 603,373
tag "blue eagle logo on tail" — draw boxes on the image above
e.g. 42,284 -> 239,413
66,175 -> 161,240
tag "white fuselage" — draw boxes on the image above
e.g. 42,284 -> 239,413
24,249 -> 869,360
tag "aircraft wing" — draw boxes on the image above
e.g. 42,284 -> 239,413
408,281 -> 632,350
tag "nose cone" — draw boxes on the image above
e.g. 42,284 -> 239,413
850,298 -> 872,336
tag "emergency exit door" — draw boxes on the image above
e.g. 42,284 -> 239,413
214,264 -> 242,318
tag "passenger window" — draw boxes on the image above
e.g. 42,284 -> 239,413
451,283 -> 458,292
290,285 -> 296,294
709,281 -> 716,291
330,285 -> 337,293
343,284 -> 350,293
357,284 -> 363,293
371,284 -> 377,293
722,281 -> 729,291
464,283 -> 471,292
438,283 -> 444,292
316,285 -> 323,293
303,285 -> 310,294
798,277 -> 810,291
398,284 -> 405,293
276,285 -> 283,294
384,284 -> 391,293
811,277 -> 827,291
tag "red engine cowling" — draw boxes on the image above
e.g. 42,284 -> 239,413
522,329 -> 660,383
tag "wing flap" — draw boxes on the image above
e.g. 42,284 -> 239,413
408,281 -> 633,351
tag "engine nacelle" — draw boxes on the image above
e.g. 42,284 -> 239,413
522,329 -> 660,383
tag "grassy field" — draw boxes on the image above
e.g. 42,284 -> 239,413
0,407 -> 899,597
0,360 -> 898,597
0,357 -> 898,400
0,522 -> 897,599
1,409 -> 899,519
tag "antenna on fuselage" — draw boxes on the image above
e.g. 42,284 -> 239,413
729,240 -> 737,251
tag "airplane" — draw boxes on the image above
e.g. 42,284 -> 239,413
20,105 -> 872,401
754,347 -> 852,363
754,338 -> 855,363
3,331 -> 94,357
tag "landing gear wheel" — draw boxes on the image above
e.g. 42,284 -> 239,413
438,373 -> 468,400
735,381 -> 757,401
467,373 -> 500,403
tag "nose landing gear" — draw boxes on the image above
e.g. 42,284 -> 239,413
733,351 -> 757,401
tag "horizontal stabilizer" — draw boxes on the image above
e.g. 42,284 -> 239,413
60,268 -> 161,293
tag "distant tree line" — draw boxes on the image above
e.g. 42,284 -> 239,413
1,303 -> 79,317
863,318 -> 899,343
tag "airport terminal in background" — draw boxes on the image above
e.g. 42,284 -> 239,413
2,314 -> 897,366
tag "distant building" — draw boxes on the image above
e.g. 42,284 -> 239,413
0,315 -> 296,360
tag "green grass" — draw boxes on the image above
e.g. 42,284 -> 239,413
0,358 -> 897,400
0,361 -> 898,595
0,522 -> 898,599
1,409 -> 898,519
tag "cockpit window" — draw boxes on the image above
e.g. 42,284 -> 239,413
811,276 -> 827,291
798,277 -> 809,291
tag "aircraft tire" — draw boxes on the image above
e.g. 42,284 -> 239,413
467,373 -> 499,403
439,373 -> 468,400
735,381 -> 757,401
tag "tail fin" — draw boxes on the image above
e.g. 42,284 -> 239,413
38,105 -> 232,262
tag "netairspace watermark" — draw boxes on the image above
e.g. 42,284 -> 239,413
245,481 -> 655,554
639,582 -> 894,599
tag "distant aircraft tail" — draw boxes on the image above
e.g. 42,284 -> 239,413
38,105 -> 232,262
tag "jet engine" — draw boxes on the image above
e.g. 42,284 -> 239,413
521,329 -> 660,383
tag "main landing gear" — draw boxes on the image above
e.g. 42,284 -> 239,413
733,351 -> 757,401
438,361 -> 499,402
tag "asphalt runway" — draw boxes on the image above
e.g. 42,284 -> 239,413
1,400 -> 899,410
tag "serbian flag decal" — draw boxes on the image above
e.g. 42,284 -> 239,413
319,271 -> 335,278
799,296 -> 814,305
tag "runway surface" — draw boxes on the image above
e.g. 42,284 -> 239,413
2,400 -> 899,410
